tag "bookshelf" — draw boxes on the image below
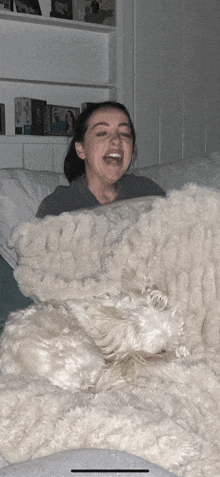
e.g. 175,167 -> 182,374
0,6 -> 117,171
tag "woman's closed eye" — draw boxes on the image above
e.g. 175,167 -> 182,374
96,130 -> 132,139
96,131 -> 108,137
120,132 -> 132,138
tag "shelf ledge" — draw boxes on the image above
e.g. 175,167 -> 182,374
0,10 -> 115,32
0,77 -> 116,89
0,135 -> 71,144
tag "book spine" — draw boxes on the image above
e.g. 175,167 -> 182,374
15,97 -> 32,134
15,98 -> 46,135
23,98 -> 32,134
81,102 -> 96,112
0,104 -> 5,135
31,99 -> 47,136
15,98 -> 24,134
45,105 -> 51,135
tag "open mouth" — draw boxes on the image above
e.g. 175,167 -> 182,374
104,153 -> 123,165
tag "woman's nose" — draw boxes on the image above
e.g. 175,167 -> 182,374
109,131 -> 122,143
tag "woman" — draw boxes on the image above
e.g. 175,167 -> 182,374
36,101 -> 165,218
35,103 -> 178,477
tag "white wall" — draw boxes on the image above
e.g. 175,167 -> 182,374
118,0 -> 220,168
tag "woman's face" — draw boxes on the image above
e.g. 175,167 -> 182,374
75,108 -> 133,185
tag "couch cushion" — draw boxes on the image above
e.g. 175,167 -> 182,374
0,168 -> 68,268
135,152 -> 220,192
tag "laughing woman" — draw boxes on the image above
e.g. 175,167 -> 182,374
36,101 -> 165,218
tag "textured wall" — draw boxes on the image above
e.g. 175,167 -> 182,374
134,0 -> 220,167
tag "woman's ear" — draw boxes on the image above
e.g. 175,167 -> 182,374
75,142 -> 86,160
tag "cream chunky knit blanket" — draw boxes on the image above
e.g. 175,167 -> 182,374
0,185 -> 220,476
10,184 -> 220,354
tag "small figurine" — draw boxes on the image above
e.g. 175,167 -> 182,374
91,0 -> 99,14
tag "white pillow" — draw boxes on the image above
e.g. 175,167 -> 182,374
0,168 -> 68,269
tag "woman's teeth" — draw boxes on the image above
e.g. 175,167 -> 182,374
105,153 -> 122,163
108,154 -> 121,158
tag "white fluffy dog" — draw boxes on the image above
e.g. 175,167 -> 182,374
0,289 -> 185,392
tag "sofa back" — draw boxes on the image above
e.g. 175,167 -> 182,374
135,152 -> 220,192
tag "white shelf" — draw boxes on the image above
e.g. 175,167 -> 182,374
0,134 -> 70,172
0,10 -> 115,32
0,77 -> 116,89
0,135 -> 70,143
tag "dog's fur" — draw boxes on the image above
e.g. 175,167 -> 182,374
0,289 -> 186,392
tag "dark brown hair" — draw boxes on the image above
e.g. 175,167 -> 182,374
64,101 -> 136,183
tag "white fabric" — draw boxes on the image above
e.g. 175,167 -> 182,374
0,358 -> 220,476
0,298 -> 184,392
1,186 -> 220,476
10,196 -> 155,301
10,185 -> 220,354
1,152 -> 220,269
0,168 -> 68,268
135,151 -> 220,192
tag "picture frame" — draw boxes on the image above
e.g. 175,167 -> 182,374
84,0 -> 115,26
0,0 -> 14,11
15,97 -> 47,136
50,0 -> 72,20
46,105 -> 80,136
14,0 -> 41,15
0,104 -> 5,135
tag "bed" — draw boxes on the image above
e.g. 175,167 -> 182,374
1,152 -> 220,477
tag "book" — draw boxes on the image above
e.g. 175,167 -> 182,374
15,98 -> 46,136
46,105 -> 80,136
81,102 -> 97,112
14,0 -> 41,15
0,104 -> 5,135
72,0 -> 85,21
0,0 -> 14,11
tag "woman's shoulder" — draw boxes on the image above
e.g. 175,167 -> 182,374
35,184 -> 70,218
120,173 -> 166,197
121,173 -> 158,185
36,178 -> 85,219
44,180 -> 80,203
36,176 -> 100,219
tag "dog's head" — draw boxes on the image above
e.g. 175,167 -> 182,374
84,293 -> 185,362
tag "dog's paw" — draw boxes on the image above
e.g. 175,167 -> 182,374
145,287 -> 168,311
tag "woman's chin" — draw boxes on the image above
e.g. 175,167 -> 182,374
103,163 -> 127,179
104,170 -> 124,184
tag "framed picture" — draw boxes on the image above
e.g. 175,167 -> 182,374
85,0 -> 115,26
14,0 -> 41,15
50,0 -> 72,19
0,0 -> 14,11
46,105 -> 80,136
0,104 -> 5,135
15,97 -> 47,135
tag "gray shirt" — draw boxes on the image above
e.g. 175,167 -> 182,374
36,173 -> 166,219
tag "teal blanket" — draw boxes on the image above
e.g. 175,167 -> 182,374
0,256 -> 33,334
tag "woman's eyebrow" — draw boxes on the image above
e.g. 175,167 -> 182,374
91,122 -> 109,130
118,122 -> 131,128
91,121 -> 130,130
